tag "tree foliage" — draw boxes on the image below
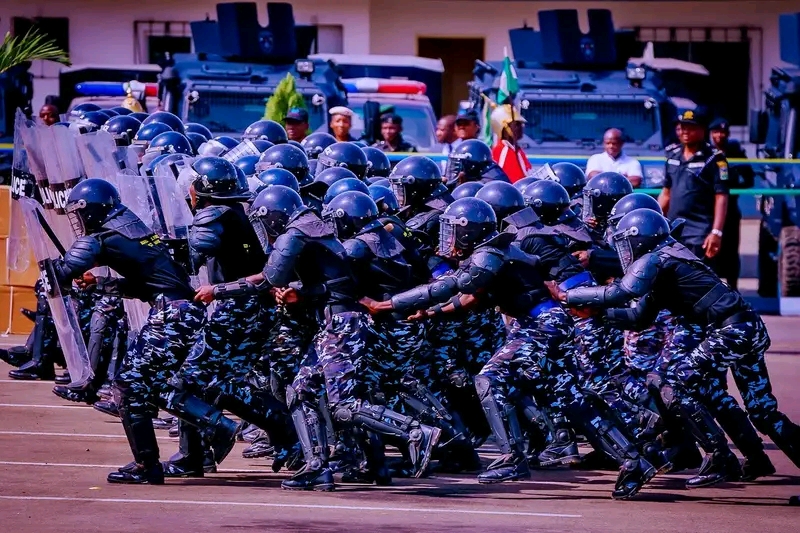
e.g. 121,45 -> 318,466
264,73 -> 307,123
0,28 -> 71,74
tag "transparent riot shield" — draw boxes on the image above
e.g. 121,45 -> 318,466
528,163 -> 557,181
38,124 -> 85,216
8,110 -> 38,272
19,197 -> 93,387
146,165 -> 196,278
76,130 -> 119,181
18,118 -> 52,210
107,169 -> 154,230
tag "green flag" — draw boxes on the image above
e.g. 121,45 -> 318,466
497,46 -> 518,106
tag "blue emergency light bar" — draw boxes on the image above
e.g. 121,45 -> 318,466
341,78 -> 427,95
74,81 -> 158,97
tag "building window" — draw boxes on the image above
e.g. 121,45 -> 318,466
134,21 -> 192,65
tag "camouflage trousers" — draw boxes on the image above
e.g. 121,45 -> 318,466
624,309 -> 674,374
668,315 -> 791,436
114,297 -> 207,417
292,310 -> 369,409
263,305 -> 320,404
177,295 -> 276,407
573,314 -> 643,430
367,315 -> 428,408
479,305 -> 580,415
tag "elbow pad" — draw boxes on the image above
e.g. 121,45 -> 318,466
212,279 -> 257,299
63,236 -> 101,276
391,276 -> 459,312
566,282 -> 632,308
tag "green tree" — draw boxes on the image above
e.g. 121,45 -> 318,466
0,28 -> 71,74
263,73 -> 307,124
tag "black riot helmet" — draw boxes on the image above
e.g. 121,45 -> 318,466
307,167 -> 359,198
452,181 -> 484,200
388,155 -> 444,208
252,139 -> 274,153
513,176 -> 539,193
146,131 -> 194,157
190,156 -> 250,201
288,140 -> 304,151
521,179 -> 571,225
243,120 -> 288,144
65,178 -> 123,236
322,191 -> 381,240
184,122 -> 213,141
317,142 -> 369,180
256,168 -> 300,193
249,185 -> 304,239
583,172 -> 634,221
70,111 -> 109,134
99,109 -> 119,119
362,146 -> 391,178
142,111 -> 185,133
69,102 -> 102,120
109,106 -> 133,116
185,132 -> 207,155
608,193 -> 662,231
368,184 -> 399,215
235,154 -> 261,178
301,132 -> 337,160
129,112 -> 150,122
476,181 -> 526,225
323,177 -> 370,206
439,197 -> 498,259
133,122 -> 172,145
370,178 -> 390,188
255,144 -> 311,186
611,208 -> 671,271
550,162 -> 587,199
101,115 -> 142,146
445,139 -> 494,183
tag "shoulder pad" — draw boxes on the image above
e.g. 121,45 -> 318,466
188,222 -> 223,254
620,253 -> 660,295
344,238 -> 372,260
100,208 -> 153,240
657,241 -> 701,262
553,222 -> 594,243
470,247 -> 506,273
193,205 -> 231,226
503,206 -> 540,230
406,209 -> 440,231
286,210 -> 334,238
357,229 -> 405,259
481,165 -> 511,183
65,236 -> 102,272
424,196 -> 450,212
273,229 -> 306,258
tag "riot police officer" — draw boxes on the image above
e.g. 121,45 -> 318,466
445,139 -> 510,187
53,179 -> 240,484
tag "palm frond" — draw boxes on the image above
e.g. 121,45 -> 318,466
0,28 -> 71,74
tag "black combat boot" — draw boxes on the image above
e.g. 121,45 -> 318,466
281,391 -> 334,491
94,400 -> 120,418
713,404 -> 774,481
536,418 -> 581,467
678,400 -> 742,488
162,421 -> 207,478
763,415 -> 800,470
474,375 -> 531,484
160,391 -> 241,465
0,346 -> 32,368
54,371 -> 72,385
341,430 -> 392,486
52,384 -> 99,405
108,406 -> 165,484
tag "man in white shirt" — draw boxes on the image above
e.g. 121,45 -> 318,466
585,128 -> 643,187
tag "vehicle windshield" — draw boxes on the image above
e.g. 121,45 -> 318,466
348,101 -> 437,150
186,90 -> 326,135
521,99 -> 659,144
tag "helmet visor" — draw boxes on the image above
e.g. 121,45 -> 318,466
66,201 -> 87,237
612,230 -> 635,272
444,153 -> 467,183
438,212 -> 467,259
223,140 -> 260,163
582,188 -> 601,221
388,177 -> 411,207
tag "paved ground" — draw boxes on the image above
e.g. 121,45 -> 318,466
1,315 -> 800,532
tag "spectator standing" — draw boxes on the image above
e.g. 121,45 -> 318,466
586,128 -> 644,187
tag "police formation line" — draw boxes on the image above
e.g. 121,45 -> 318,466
2,106 -> 798,502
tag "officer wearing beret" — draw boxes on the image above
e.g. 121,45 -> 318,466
658,107 -> 730,274
372,114 -> 418,153
709,117 -> 754,290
